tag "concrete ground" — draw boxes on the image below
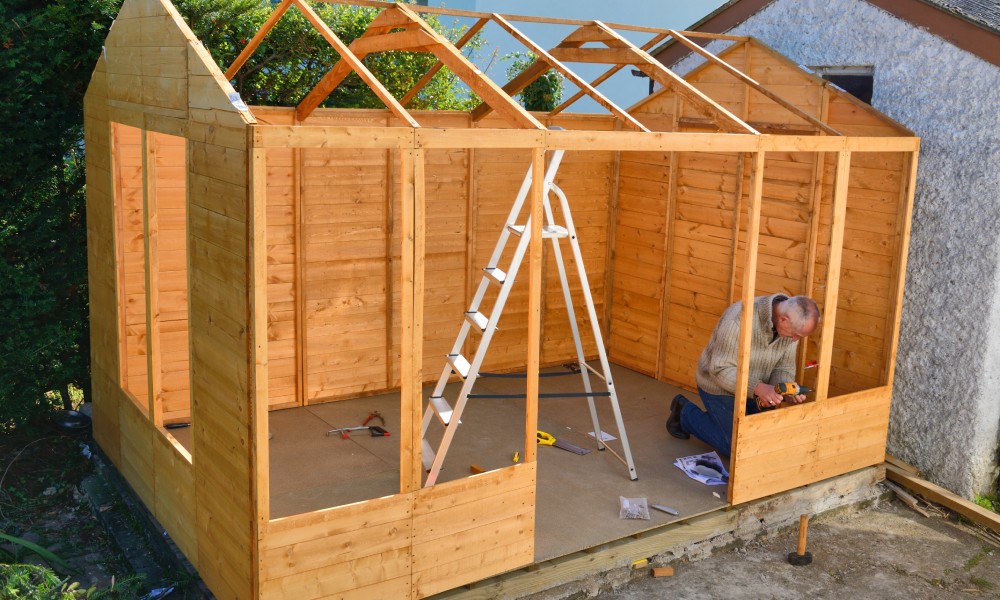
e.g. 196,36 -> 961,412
590,496 -> 1000,599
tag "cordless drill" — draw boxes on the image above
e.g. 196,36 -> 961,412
754,382 -> 815,411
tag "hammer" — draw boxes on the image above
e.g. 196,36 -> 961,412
787,514 -> 812,566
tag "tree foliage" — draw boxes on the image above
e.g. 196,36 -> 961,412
505,52 -> 564,112
0,0 -> 120,429
175,0 -> 483,110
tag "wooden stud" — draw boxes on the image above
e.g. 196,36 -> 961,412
727,153 -> 747,306
815,151 -> 852,403
525,147 -> 545,464
656,96 -> 681,380
551,32 -> 668,116
490,15 -> 648,133
883,150 -> 919,389
729,150 -> 765,503
400,141 -> 425,492
293,119 -> 306,406
292,1 -> 420,126
249,144 -> 270,535
142,129 -> 164,427
400,18 -> 488,107
225,0 -> 293,80
601,120 -> 622,335
668,30 -> 842,137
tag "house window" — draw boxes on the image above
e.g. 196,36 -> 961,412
808,65 -> 874,104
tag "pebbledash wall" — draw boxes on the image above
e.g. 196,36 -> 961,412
671,0 -> 1000,498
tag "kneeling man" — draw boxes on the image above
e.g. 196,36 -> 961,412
666,293 -> 819,458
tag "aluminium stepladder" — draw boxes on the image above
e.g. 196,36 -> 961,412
420,143 -> 638,487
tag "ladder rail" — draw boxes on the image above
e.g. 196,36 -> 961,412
551,182 -> 638,479
542,188 -> 607,451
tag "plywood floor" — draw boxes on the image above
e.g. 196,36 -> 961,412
171,364 -> 729,562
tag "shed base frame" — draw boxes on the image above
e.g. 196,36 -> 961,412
430,465 -> 885,599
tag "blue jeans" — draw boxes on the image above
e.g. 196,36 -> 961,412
679,388 -> 763,458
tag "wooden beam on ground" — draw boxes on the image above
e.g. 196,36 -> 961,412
552,32 -> 667,116
594,22 -> 756,134
886,454 -> 921,476
886,464 -> 1000,534
490,15 -> 648,132
667,30 -> 842,136
390,4 -> 542,130
400,17 -> 488,107
225,0 -> 293,80
292,1 -> 419,126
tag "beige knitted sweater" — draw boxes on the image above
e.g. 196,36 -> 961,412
695,293 -> 798,398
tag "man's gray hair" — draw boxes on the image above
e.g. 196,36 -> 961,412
779,296 -> 820,328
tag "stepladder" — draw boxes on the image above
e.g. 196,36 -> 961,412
420,142 -> 638,487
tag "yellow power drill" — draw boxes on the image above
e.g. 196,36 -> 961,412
755,382 -> 815,411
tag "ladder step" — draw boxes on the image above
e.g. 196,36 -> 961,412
428,396 -> 455,425
421,438 -> 435,472
483,267 -> 506,286
447,354 -> 471,379
507,224 -> 569,239
464,311 -> 489,332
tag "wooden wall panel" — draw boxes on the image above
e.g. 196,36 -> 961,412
150,131 -> 191,422
609,151 -> 670,375
412,464 -> 536,598
662,151 -> 743,388
301,145 -> 390,401
259,494 -> 413,599
731,387 -> 890,503
188,127 -> 255,599
85,61 -> 125,463
118,397 -> 155,509
153,433 -> 197,566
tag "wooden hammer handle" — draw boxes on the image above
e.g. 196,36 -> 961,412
796,514 -> 809,555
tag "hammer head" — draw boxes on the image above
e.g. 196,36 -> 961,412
787,551 -> 812,566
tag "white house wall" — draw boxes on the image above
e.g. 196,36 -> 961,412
672,0 -> 1000,498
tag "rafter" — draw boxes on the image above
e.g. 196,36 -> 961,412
294,3 -> 419,125
391,3 -> 543,129
593,21 -> 756,134
483,15 -> 648,132
225,0 -> 294,81
551,31 -> 667,116
400,17 -> 488,107
668,30 -> 841,136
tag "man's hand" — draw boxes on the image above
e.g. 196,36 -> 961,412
786,394 -> 807,404
753,381 -> 783,407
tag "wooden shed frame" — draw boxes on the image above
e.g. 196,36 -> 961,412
84,0 -> 919,597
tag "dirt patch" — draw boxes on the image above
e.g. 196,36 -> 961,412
592,496 -> 1000,599
0,427 -> 200,597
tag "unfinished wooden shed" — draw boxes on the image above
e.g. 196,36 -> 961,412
84,0 -> 919,597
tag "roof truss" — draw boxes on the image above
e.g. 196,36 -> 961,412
221,0 -> 854,134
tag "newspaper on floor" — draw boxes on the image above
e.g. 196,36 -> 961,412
674,451 -> 729,486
